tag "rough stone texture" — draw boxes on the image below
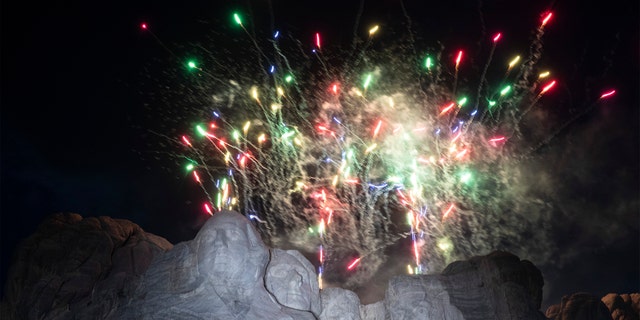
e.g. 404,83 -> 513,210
320,287 -> 361,320
602,293 -> 640,320
385,251 -> 544,319
6,211 -> 636,320
545,292 -> 614,320
0,213 -> 172,320
114,210 -> 316,319
266,249 -> 322,317
439,250 -> 546,319
360,301 -> 386,320
386,275 -> 465,320
385,250 -> 546,320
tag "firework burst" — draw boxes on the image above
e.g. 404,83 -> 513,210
141,7 -> 615,292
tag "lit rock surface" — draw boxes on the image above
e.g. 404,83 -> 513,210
320,287 -> 361,320
3,211 -> 637,320
114,210 -> 316,319
360,301 -> 386,320
386,251 -> 546,319
266,249 -> 322,317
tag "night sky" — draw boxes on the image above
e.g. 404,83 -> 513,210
1,0 -> 638,310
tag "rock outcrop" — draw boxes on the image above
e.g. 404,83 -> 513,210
546,292 -> 640,320
2,210 -> 637,320
113,210 -> 316,319
1,213 -> 172,319
385,251 -> 546,319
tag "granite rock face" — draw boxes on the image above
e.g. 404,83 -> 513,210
601,293 -> 640,320
4,210 -> 636,320
545,292 -> 613,320
266,249 -> 322,317
386,251 -> 546,320
1,213 -> 172,320
545,292 -> 640,320
114,210 -> 316,320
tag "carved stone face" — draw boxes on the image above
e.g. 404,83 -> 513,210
195,211 -> 268,292
265,249 -> 321,315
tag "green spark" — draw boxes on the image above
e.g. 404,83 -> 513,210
459,170 -> 473,185
196,125 -> 206,136
500,85 -> 511,96
282,130 -> 296,140
363,73 -> 373,89
425,56 -> 433,70
233,13 -> 242,25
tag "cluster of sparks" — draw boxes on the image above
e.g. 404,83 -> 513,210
142,9 -> 616,290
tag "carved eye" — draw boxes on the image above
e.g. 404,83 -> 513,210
295,272 -> 303,286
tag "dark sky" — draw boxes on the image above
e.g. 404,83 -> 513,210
1,0 -> 638,310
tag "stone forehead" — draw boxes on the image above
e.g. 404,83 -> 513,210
198,211 -> 250,234
270,250 -> 314,271
195,210 -> 266,248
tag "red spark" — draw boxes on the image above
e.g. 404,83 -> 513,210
193,171 -> 201,183
347,258 -> 361,270
373,120 -> 383,138
182,135 -> 192,147
439,102 -> 456,116
541,12 -> 553,28
331,83 -> 339,95
455,50 -> 463,69
442,204 -> 455,220
204,203 -> 213,215
540,80 -> 556,95
600,90 -> 616,99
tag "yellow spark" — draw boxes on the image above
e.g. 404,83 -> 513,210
508,55 -> 520,69
369,25 -> 379,36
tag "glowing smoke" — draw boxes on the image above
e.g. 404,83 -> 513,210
139,5 -> 626,298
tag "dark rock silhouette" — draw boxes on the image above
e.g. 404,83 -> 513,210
545,292 -> 613,320
546,293 -> 640,320
601,293 -> 640,320
0,213 -> 172,319
1,211 -> 638,320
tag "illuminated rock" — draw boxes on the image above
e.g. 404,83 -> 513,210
320,287 -> 361,320
386,251 -> 546,320
116,210 -> 315,319
266,249 -> 322,317
7,211 -> 628,320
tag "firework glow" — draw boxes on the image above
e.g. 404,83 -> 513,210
141,6 -> 617,294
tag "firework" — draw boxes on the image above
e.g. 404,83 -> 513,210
142,7 -> 615,291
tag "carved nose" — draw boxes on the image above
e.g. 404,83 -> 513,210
213,233 -> 228,247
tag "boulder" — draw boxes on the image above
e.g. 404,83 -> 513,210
385,251 -> 545,319
1,213 -> 172,320
545,292 -> 613,320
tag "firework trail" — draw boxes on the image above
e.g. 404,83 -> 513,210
141,6 -> 616,292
